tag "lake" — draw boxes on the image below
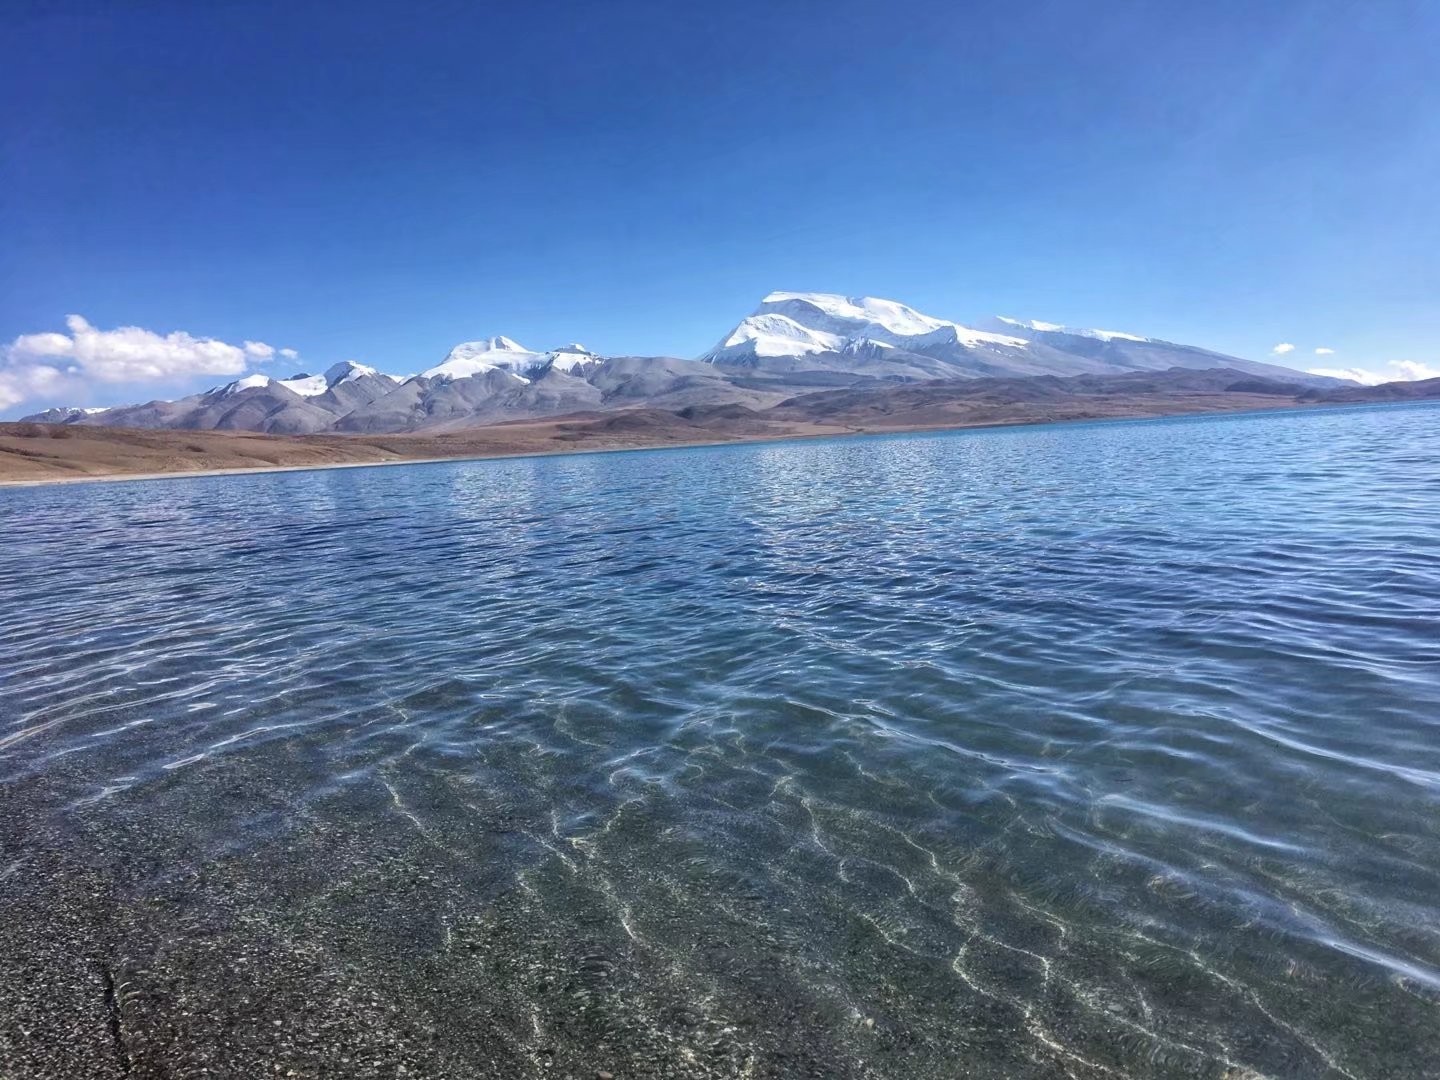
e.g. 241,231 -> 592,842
2,403 -> 1438,1079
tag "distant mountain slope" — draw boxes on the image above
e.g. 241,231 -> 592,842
703,292 -> 1029,360
331,355 -> 795,433
18,406 -> 109,424
1300,376 -> 1440,403
701,292 -> 1044,378
336,366 -> 603,433
982,316 -> 1332,385
82,361 -> 399,435
703,292 -> 1342,387
766,367 -> 1315,428
7,366 -> 1398,486
20,292 -> 1347,434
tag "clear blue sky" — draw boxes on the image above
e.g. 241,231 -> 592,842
3,0 -> 1437,411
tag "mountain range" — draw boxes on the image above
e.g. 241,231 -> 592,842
22,292 -> 1344,433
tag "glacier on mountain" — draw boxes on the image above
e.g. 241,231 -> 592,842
419,338 -> 601,382
703,291 -> 1028,364
993,316 -> 1149,343
18,289 -> 1349,433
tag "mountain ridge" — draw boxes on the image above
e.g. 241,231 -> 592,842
9,365 -> 1434,486
21,292 -> 1346,433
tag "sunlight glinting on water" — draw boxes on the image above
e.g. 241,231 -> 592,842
2,403 -> 1439,1078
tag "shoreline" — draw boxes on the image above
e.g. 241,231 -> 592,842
2,397 -> 1431,490
0,426 -> 858,489
0,430 -> 851,489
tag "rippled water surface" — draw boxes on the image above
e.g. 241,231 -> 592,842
3,403 -> 1440,1079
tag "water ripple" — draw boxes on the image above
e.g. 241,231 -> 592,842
2,403 -> 1439,1077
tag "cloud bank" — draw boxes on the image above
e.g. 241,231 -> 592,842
1,316 -> 294,409
1271,342 -> 1295,355
1307,359 -> 1440,386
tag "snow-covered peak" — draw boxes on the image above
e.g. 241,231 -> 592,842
420,337 -> 606,382
279,373 -> 329,397
211,361 -> 397,399
995,316 -> 1149,343
18,405 -> 111,423
704,292 -> 1027,363
443,336 -> 531,362
718,312 -> 842,357
324,360 -> 382,385
420,337 -> 541,382
546,344 -> 600,374
759,292 -> 952,339
419,356 -> 525,382
270,362 -> 388,397
219,373 -> 274,394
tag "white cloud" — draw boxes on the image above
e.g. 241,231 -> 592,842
57,314 -> 249,381
1271,342 -> 1296,355
1307,360 -> 1440,386
1314,347 -> 1335,356
1,315 -> 297,410
11,331 -> 73,357
1393,359 -> 1440,381
0,364 -> 66,410
279,347 -> 299,361
1308,367 -> 1384,386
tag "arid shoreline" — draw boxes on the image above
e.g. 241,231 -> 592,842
1,387 -> 1426,488
0,436 -> 825,488
0,415 -> 850,487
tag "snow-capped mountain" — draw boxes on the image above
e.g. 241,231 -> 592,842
418,338 -> 601,383
703,292 -> 1029,366
19,291 -> 1347,434
988,316 -> 1149,343
324,339 -> 618,432
214,361 -> 399,398
274,361 -> 401,397
72,360 -> 406,435
704,292 -> 1337,385
17,406 -> 111,424
421,337 -> 539,381
547,344 -> 602,374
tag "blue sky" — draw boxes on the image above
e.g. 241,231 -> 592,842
3,0 -> 1438,413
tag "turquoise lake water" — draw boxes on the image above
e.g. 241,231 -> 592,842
2,403 -> 1438,1078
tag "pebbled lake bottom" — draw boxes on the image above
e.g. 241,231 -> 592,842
2,403 -> 1439,1078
